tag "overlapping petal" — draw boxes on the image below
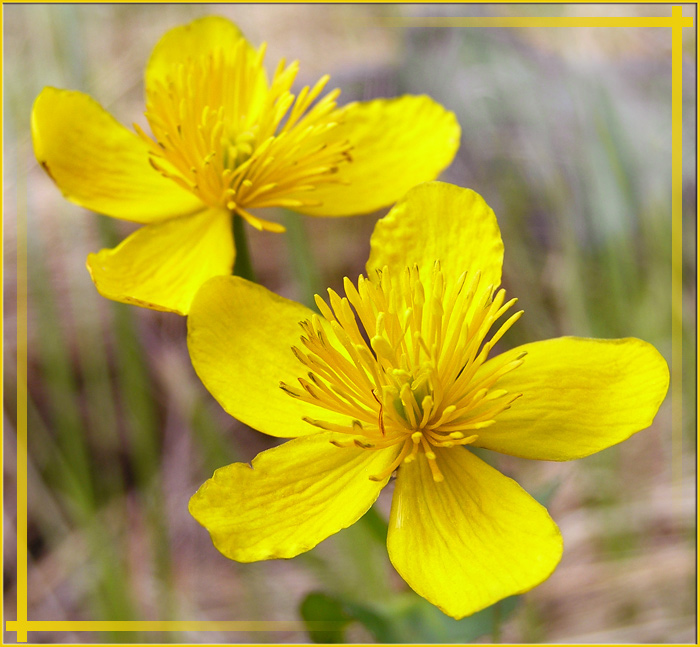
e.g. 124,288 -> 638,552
367,182 -> 503,291
472,337 -> 670,460
87,208 -> 233,315
145,15 -> 248,91
145,16 -> 268,129
189,433 -> 399,562
289,97 -> 460,217
387,447 -> 563,619
31,88 -> 203,223
188,276 -> 352,437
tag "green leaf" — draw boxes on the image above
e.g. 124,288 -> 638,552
386,593 -> 520,643
301,590 -> 521,643
300,592 -> 352,643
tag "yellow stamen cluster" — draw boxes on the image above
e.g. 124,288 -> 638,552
281,263 -> 526,482
135,40 -> 352,231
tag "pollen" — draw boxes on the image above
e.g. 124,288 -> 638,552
281,263 -> 526,482
135,39 -> 352,232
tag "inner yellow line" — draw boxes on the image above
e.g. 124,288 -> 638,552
8,8 -> 692,642
0,7 -> 5,638
16,133 -> 28,644
391,16 -> 693,28
670,6 -> 684,509
5,620 -> 338,632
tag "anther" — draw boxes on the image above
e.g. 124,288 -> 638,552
279,382 -> 302,398
425,452 -> 445,483
371,335 -> 394,362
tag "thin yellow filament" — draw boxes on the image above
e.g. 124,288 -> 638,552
281,263 -> 525,482
136,40 -> 352,229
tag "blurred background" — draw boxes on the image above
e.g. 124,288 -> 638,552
4,3 -> 696,643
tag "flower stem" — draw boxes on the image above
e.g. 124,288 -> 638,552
283,210 -> 323,308
492,600 -> 502,643
233,214 -> 256,282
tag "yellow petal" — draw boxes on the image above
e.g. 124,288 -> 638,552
289,96 -> 460,217
190,434 -> 399,562
387,448 -> 562,619
187,276 -> 352,437
145,16 -> 249,93
87,208 -> 233,315
367,182 -> 503,291
31,88 -> 203,223
473,337 -> 670,460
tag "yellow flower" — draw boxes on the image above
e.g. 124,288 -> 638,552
186,182 -> 669,618
31,17 -> 460,315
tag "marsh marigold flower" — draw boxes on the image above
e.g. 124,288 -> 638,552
31,17 -> 459,315
187,182 -> 669,618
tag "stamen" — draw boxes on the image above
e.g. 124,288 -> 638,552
403,432 -> 423,464
282,264 -> 524,483
372,390 -> 386,436
369,439 -> 412,482
139,41 -> 352,215
424,452 -> 445,483
330,438 -> 355,448
302,417 -> 363,435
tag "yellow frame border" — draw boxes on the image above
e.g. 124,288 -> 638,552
5,4 -> 692,644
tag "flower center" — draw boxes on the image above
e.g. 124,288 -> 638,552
135,40 -> 352,232
281,263 -> 526,482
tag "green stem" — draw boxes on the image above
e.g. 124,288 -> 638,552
233,214 -> 256,282
492,600 -> 502,643
283,210 -> 323,308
